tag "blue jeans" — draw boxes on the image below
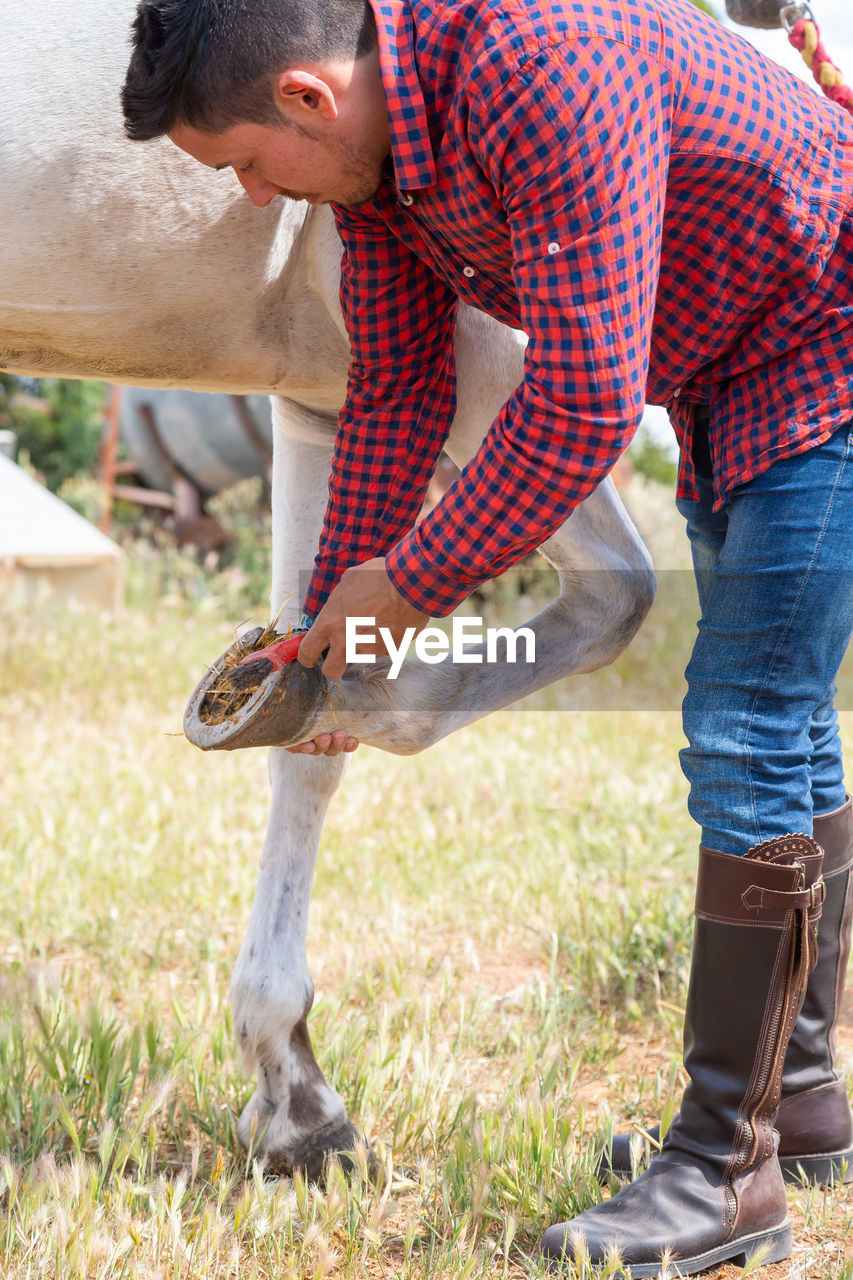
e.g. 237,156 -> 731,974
677,420 -> 853,856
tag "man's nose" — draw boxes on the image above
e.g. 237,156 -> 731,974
234,169 -> 282,207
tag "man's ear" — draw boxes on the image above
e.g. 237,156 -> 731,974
274,70 -> 339,122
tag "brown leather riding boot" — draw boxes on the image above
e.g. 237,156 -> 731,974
541,837 -> 825,1278
776,797 -> 853,1180
599,799 -> 853,1186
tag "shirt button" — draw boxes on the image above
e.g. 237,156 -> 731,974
547,242 -> 561,254
462,265 -> 476,278
399,192 -> 414,207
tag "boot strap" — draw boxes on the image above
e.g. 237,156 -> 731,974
823,854 -> 853,880
742,878 -> 826,911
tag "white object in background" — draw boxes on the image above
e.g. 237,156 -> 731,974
0,452 -> 123,610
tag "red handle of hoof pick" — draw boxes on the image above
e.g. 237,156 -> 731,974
238,632 -> 304,671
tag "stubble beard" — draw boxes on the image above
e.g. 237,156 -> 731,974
287,117 -> 388,207
323,141 -> 387,207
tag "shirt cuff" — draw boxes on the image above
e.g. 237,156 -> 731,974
385,531 -> 474,617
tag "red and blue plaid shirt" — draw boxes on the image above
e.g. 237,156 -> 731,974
304,0 -> 853,620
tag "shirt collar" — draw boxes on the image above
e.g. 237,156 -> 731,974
369,0 -> 437,193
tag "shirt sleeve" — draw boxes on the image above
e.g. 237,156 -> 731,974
302,198 -> 458,621
385,38 -> 673,616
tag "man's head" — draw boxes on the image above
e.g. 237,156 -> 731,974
123,0 -> 378,138
122,0 -> 390,207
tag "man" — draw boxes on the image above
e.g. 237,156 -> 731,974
122,0 -> 853,1271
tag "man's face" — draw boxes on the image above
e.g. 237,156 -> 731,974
169,116 -> 388,208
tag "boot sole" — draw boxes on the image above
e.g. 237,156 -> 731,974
588,1219 -> 793,1279
781,1148 -> 853,1184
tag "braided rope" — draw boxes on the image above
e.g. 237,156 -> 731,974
788,16 -> 853,114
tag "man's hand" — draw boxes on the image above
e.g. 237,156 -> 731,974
298,556 -> 429,680
286,729 -> 360,757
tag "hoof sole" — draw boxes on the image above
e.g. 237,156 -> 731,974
184,631 -> 328,751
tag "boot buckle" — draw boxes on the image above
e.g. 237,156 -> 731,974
741,876 -> 825,911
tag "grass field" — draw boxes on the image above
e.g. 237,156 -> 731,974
1,484 -> 852,1279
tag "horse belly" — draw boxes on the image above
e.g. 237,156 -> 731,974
1,0 -> 348,394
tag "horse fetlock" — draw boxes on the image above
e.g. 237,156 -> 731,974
232,985 -> 355,1177
327,661 -> 455,753
230,965 -> 313,1069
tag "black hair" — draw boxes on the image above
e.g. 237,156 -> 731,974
122,0 -> 377,140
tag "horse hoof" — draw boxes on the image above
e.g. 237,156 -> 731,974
183,630 -> 329,751
268,1117 -> 371,1182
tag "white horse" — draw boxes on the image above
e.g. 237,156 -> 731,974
2,0 -> 655,1174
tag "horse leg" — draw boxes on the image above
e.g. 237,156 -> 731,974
228,396 -> 357,1177
298,475 -> 656,753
